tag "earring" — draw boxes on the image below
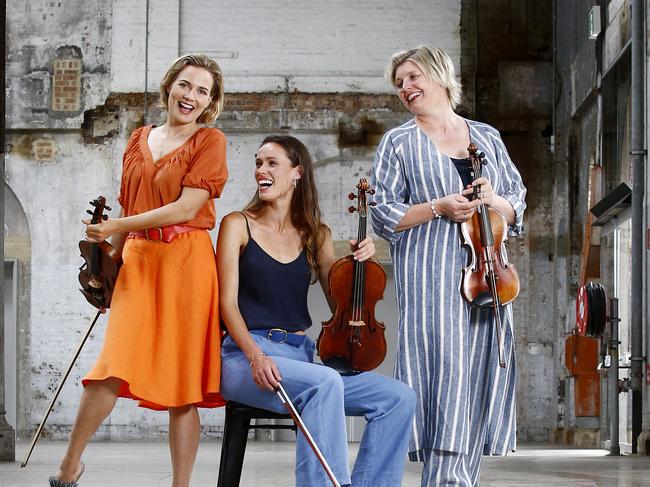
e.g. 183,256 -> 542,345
292,179 -> 298,188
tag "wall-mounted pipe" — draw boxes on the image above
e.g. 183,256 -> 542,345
629,0 -> 645,454
144,0 -> 150,124
608,297 -> 621,455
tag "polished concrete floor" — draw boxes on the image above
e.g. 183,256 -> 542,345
1,440 -> 649,486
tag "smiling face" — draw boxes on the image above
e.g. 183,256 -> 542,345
166,65 -> 214,126
394,60 -> 449,115
255,142 -> 302,202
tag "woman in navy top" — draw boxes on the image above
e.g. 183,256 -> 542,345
217,135 -> 416,487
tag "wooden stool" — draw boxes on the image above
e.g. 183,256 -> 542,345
216,401 -> 296,487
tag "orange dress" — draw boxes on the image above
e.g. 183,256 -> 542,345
83,125 -> 228,410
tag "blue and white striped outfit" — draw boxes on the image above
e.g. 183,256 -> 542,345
370,119 -> 526,485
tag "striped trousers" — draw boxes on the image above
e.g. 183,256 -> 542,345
421,447 -> 483,487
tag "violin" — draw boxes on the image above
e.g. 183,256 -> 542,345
460,143 -> 520,367
78,196 -> 121,312
317,178 -> 387,373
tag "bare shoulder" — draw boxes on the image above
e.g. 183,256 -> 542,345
218,211 -> 249,244
316,225 -> 335,259
319,225 -> 333,244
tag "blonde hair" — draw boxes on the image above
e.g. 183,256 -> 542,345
385,46 -> 462,109
158,53 -> 225,124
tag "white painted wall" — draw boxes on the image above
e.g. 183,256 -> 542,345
111,0 -> 461,93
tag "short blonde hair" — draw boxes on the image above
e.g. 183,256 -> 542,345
158,53 -> 225,124
386,46 -> 462,109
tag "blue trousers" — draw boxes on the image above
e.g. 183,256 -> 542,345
221,334 -> 416,487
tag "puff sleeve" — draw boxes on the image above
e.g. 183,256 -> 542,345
182,128 -> 228,199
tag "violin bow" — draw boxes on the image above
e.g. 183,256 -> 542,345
21,310 -> 102,467
275,383 -> 341,487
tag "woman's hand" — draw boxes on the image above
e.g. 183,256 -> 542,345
250,352 -> 282,391
350,236 -> 375,261
462,177 -> 495,207
435,194 -> 480,223
83,217 -> 122,243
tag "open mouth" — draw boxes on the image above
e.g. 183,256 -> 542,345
258,178 -> 274,191
406,91 -> 422,103
178,101 -> 195,114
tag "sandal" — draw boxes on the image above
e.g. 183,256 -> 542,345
48,461 -> 85,487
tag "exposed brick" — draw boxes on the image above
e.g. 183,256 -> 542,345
31,138 -> 57,161
52,57 -> 81,112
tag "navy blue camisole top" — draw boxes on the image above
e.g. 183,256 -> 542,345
450,157 -> 475,188
237,213 -> 312,332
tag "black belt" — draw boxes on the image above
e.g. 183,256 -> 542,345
249,328 -> 307,347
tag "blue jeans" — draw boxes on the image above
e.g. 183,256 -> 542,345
221,334 -> 416,487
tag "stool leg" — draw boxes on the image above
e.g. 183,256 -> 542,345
217,404 -> 252,487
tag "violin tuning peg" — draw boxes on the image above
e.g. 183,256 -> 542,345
368,188 -> 376,195
102,215 -> 108,221
86,210 -> 93,216
105,205 -> 112,211
369,201 -> 377,207
348,193 -> 356,200
348,206 -> 356,213
89,201 -> 96,207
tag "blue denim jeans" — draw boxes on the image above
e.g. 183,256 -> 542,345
221,334 -> 416,487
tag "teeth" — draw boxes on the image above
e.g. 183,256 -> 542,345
258,179 -> 273,188
407,91 -> 422,102
179,102 -> 194,110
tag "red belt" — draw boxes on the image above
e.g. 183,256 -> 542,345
129,225 -> 197,243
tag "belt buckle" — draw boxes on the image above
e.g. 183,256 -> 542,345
146,227 -> 163,241
268,328 -> 288,344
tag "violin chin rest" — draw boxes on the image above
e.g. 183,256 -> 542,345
321,356 -> 361,375
471,292 -> 496,309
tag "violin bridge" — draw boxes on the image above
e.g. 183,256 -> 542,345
348,320 -> 366,327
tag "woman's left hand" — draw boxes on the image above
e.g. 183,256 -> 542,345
350,236 -> 375,261
462,177 -> 495,206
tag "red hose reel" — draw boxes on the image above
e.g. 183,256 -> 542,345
576,282 -> 607,337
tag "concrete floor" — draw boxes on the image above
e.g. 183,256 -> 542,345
1,440 -> 649,486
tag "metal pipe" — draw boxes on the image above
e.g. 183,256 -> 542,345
143,0 -> 150,124
609,297 -> 621,456
629,0 -> 645,454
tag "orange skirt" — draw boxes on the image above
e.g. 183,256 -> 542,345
83,230 -> 225,410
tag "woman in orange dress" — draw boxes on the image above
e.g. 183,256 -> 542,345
48,54 -> 228,487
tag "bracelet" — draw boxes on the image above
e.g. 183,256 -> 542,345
430,200 -> 441,219
249,351 -> 266,368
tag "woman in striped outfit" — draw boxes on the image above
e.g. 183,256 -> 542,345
370,46 -> 526,486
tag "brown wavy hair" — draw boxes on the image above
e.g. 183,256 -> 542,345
158,53 -> 225,124
243,135 -> 329,282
